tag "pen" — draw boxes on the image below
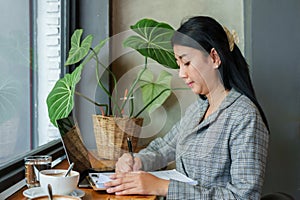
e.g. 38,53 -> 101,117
127,137 -> 135,167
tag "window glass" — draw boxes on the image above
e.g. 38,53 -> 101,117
0,0 -> 61,167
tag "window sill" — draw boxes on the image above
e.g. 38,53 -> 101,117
0,139 -> 65,198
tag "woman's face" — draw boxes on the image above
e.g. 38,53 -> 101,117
173,44 -> 221,96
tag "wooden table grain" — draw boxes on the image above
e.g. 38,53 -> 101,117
7,186 -> 157,200
7,159 -> 157,200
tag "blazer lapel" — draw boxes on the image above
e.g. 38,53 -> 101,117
193,89 -> 242,133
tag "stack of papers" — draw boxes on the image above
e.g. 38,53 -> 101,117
88,169 -> 197,190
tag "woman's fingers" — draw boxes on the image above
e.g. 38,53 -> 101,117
115,153 -> 143,172
106,182 -> 135,194
114,187 -> 141,195
105,172 -> 137,193
108,171 -> 139,180
115,164 -> 132,173
105,171 -> 169,196
115,153 -> 134,172
133,157 -> 142,171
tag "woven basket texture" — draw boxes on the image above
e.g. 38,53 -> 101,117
93,115 -> 143,160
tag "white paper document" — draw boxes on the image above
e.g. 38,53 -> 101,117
89,169 -> 197,189
149,169 -> 198,185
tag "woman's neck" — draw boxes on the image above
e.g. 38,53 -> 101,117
204,85 -> 229,118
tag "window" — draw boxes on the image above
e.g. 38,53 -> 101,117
0,0 -> 31,167
0,0 -> 109,197
0,0 -> 64,167
0,0 -> 68,197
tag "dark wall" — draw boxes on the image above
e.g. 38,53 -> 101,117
74,0 -> 110,149
246,0 -> 300,198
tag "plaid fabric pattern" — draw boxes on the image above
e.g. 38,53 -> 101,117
137,89 -> 269,200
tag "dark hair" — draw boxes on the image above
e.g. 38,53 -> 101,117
172,16 -> 269,130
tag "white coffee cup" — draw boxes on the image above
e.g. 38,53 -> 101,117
39,169 -> 79,195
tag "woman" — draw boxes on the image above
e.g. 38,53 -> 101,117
105,16 -> 269,199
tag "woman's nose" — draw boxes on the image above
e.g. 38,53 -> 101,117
178,66 -> 187,78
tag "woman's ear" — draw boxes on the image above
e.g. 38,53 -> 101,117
210,48 -> 221,68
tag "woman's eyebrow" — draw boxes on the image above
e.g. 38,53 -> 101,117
175,53 -> 187,60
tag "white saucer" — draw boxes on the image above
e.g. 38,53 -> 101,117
23,187 -> 85,198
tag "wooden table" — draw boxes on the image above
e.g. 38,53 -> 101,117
7,160 -> 157,200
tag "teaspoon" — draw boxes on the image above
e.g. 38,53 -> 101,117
47,184 -> 53,200
65,162 -> 74,177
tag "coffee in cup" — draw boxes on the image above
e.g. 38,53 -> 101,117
39,169 -> 79,195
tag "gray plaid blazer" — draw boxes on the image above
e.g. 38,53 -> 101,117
137,89 -> 269,200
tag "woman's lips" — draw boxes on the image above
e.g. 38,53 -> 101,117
187,81 -> 194,87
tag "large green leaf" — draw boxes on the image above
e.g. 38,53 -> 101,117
82,38 -> 109,66
65,29 -> 93,65
139,69 -> 172,113
46,64 -> 83,127
123,18 -> 178,69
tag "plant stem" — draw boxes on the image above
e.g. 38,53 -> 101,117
133,87 -> 187,118
75,91 -> 108,115
90,48 -> 122,116
129,94 -> 134,117
121,57 -> 149,117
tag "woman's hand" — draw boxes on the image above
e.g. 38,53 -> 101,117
104,171 -> 170,196
115,153 -> 142,172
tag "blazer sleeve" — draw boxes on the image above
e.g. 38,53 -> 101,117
136,120 -> 180,171
136,100 -> 201,171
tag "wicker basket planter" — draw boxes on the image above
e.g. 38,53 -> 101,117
92,115 -> 143,161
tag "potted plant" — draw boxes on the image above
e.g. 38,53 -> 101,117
46,18 -> 179,160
